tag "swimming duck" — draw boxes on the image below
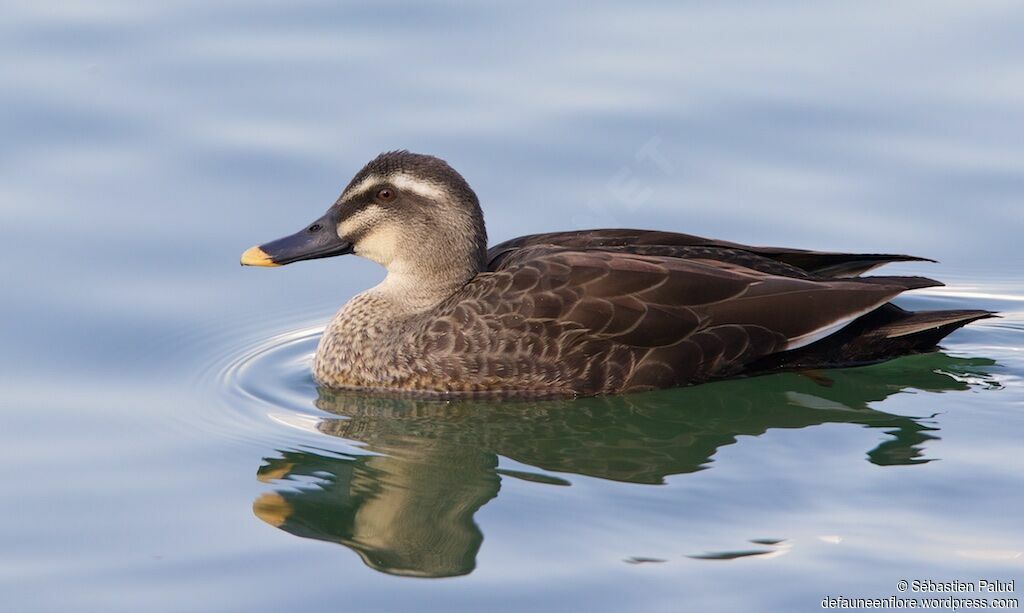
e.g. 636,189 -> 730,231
241,151 -> 992,398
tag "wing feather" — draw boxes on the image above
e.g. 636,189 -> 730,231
428,246 -> 935,394
487,229 -> 933,279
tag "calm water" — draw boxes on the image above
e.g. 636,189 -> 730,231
2,2 -> 1023,611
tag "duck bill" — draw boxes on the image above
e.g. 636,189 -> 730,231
241,214 -> 353,267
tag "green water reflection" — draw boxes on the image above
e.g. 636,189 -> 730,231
253,353 -> 997,578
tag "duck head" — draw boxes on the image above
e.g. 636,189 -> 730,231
241,151 -> 487,290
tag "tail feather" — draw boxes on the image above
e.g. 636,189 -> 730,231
877,309 -> 997,340
852,276 -> 944,291
747,305 -> 996,373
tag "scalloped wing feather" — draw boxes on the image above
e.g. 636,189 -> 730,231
421,248 -> 933,395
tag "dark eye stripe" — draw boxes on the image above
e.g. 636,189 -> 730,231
341,184 -> 391,204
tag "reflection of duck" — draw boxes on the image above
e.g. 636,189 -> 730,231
253,353 -> 996,577
241,151 -> 992,397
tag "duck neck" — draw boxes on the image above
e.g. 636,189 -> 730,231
370,255 -> 483,314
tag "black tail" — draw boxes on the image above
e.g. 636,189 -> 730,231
873,309 -> 995,345
749,304 -> 996,373
851,275 -> 944,291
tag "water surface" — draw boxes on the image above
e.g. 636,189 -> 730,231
2,2 -> 1023,611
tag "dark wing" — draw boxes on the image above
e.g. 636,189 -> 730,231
487,229 -> 935,279
426,246 -> 940,395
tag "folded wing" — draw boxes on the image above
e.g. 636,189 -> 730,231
446,246 -> 941,394
487,228 -> 934,279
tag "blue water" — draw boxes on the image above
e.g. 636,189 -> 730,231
2,2 -> 1022,611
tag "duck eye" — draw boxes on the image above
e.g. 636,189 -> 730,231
376,188 -> 394,201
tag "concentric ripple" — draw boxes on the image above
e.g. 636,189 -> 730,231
196,319 -> 340,447
221,324 -> 322,414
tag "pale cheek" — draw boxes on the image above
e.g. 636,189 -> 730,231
338,206 -> 382,241
354,227 -> 400,266
338,219 -> 358,240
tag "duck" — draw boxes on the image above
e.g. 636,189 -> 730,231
241,150 -> 993,398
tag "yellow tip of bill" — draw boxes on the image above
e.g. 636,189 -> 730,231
240,246 -> 279,267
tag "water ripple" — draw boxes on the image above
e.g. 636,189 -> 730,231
190,319 -> 329,448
